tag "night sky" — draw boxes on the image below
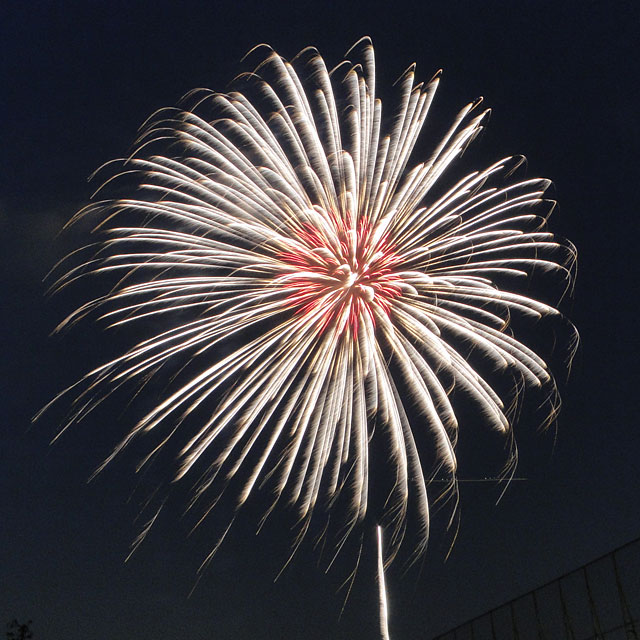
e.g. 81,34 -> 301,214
2,1 -> 639,639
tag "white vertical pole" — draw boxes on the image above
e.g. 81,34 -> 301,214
377,525 -> 390,640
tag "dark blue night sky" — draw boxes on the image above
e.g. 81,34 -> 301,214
2,2 -> 639,638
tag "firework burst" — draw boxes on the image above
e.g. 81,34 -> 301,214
42,38 -> 576,574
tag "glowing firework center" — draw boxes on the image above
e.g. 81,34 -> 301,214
277,209 -> 404,334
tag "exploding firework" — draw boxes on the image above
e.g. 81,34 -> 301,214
42,38 -> 576,577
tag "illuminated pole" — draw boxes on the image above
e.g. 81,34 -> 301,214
377,525 -> 390,640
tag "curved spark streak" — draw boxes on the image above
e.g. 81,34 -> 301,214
43,38 -> 576,563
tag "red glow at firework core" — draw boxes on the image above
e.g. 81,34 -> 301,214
276,210 -> 403,335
